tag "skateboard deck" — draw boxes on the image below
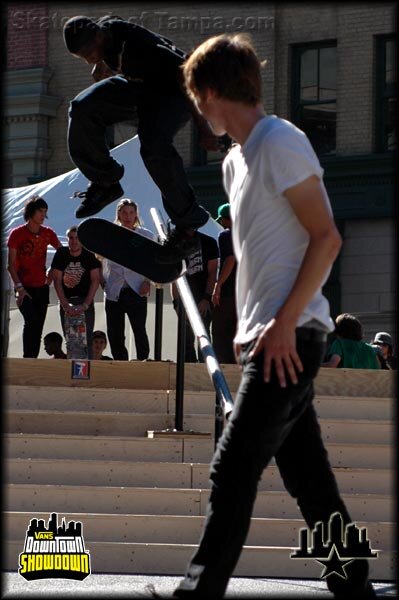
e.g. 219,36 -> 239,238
77,218 -> 184,284
64,311 -> 88,359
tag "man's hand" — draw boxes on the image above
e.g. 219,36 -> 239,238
212,282 -> 222,307
15,288 -> 31,307
198,298 -> 211,317
91,61 -> 115,82
248,318 -> 303,388
233,341 -> 242,368
139,280 -> 151,297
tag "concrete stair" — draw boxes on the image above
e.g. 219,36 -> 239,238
3,359 -> 396,580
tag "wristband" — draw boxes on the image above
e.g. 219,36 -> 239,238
82,302 -> 89,311
15,283 -> 24,290
202,293 -> 212,302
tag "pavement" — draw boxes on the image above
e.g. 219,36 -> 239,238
2,573 -> 397,598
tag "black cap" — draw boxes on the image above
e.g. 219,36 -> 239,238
63,16 -> 99,53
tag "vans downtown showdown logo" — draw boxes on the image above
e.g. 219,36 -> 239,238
19,513 -> 91,581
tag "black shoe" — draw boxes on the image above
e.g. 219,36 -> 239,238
156,228 -> 201,264
74,182 -> 124,218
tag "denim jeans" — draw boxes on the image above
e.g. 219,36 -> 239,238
18,285 -> 49,358
105,287 -> 150,360
177,329 -> 370,598
68,76 -> 209,229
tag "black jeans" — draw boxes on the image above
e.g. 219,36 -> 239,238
68,76 -> 209,229
105,287 -> 150,360
59,296 -> 95,360
211,295 -> 237,364
18,285 -> 49,358
177,330 -> 370,598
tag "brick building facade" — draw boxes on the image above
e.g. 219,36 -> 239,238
4,2 -> 396,342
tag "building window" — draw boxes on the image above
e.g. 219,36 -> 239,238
375,35 -> 396,152
291,42 -> 337,156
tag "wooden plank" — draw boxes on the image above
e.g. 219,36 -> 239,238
3,358 -> 395,398
3,358 -> 172,390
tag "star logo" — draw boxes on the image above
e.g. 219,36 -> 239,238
315,544 -> 354,580
290,512 -> 378,581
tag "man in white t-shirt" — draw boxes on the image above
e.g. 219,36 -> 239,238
170,34 -> 375,599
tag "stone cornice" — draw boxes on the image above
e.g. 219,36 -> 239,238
6,146 -> 52,160
5,67 -> 54,95
4,94 -> 61,118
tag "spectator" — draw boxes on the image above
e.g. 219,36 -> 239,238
212,203 -> 237,364
51,226 -> 101,359
370,344 -> 390,370
92,330 -> 113,360
172,231 -> 219,362
43,332 -> 67,359
371,332 -> 397,370
323,313 -> 380,369
102,199 -> 154,361
7,195 -> 62,358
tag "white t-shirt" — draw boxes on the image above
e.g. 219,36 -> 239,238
102,225 -> 156,300
223,115 -> 335,345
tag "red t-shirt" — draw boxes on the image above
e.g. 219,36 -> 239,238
7,224 -> 60,287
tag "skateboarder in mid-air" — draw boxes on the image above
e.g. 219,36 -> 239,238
63,15 -> 221,263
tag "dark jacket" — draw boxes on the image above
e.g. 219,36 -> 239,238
98,17 -> 187,91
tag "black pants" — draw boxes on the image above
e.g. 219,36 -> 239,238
68,76 -> 209,229
105,287 -> 150,360
211,295 -> 237,364
18,285 -> 49,358
176,299 -> 212,363
177,330 -> 371,598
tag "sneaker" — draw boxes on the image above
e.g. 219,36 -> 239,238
156,227 -> 201,264
73,182 -> 124,218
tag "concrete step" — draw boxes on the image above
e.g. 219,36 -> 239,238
4,539 -> 395,580
5,434 -> 393,469
5,511 -> 394,549
5,458 -> 393,495
5,409 -> 393,444
6,386 -> 393,421
5,484 -> 394,522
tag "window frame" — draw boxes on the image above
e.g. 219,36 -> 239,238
374,33 -> 396,153
291,39 -> 337,156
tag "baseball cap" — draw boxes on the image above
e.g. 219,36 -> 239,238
92,330 -> 107,341
373,332 -> 393,346
216,203 -> 230,223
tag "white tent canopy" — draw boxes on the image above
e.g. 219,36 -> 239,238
3,134 -> 221,249
2,136 -> 222,359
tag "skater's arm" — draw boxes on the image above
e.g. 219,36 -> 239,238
92,61 -> 116,82
7,247 -> 31,305
322,354 -> 341,368
249,175 -> 342,387
212,255 -> 236,307
198,258 -> 218,316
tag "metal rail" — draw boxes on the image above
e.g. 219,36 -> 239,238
150,208 -> 234,420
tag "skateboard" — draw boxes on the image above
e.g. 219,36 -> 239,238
64,310 -> 88,359
77,218 -> 185,284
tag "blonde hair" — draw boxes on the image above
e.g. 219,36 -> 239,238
114,198 -> 142,228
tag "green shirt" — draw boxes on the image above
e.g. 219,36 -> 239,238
328,338 -> 380,369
